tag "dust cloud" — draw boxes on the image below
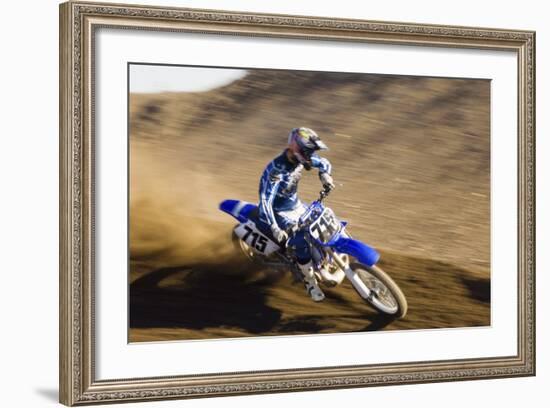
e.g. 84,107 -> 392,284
129,143 -> 246,279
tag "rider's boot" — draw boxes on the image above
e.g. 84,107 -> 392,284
298,261 -> 325,302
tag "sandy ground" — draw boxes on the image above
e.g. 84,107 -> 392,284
128,70 -> 490,342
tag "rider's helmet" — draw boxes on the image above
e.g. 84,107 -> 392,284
287,127 -> 328,170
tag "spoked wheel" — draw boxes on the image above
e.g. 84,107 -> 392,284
349,262 -> 408,318
231,228 -> 287,283
232,229 -> 258,263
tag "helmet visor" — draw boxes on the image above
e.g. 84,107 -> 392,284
301,146 -> 316,161
314,139 -> 328,151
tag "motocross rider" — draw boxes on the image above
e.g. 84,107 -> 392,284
258,127 -> 335,302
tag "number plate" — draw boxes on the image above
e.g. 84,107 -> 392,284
234,221 -> 280,255
309,208 -> 341,244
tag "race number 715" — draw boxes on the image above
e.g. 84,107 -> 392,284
242,226 -> 268,252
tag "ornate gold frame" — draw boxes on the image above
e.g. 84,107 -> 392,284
59,1 -> 536,405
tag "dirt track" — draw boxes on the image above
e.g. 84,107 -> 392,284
129,247 -> 490,342
129,70 -> 490,342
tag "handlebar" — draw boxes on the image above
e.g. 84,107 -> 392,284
318,186 -> 332,203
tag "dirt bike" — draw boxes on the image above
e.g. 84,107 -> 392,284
219,189 -> 408,318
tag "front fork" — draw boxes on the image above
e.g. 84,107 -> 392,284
321,248 -> 347,286
326,247 -> 377,300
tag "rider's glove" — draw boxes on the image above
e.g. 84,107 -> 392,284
320,172 -> 335,192
271,225 -> 288,244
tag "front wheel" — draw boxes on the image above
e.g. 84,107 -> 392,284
349,262 -> 408,318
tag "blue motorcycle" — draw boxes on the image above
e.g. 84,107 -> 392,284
219,189 -> 407,318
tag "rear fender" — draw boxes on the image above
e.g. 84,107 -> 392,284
219,199 -> 257,223
332,237 -> 380,267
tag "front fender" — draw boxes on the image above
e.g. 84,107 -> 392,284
332,237 -> 380,267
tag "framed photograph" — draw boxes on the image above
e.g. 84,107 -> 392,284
59,1 -> 535,405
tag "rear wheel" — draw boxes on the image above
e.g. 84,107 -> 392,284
232,229 -> 258,263
349,262 -> 408,318
231,228 -> 288,283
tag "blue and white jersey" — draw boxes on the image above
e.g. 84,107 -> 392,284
258,150 -> 331,229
